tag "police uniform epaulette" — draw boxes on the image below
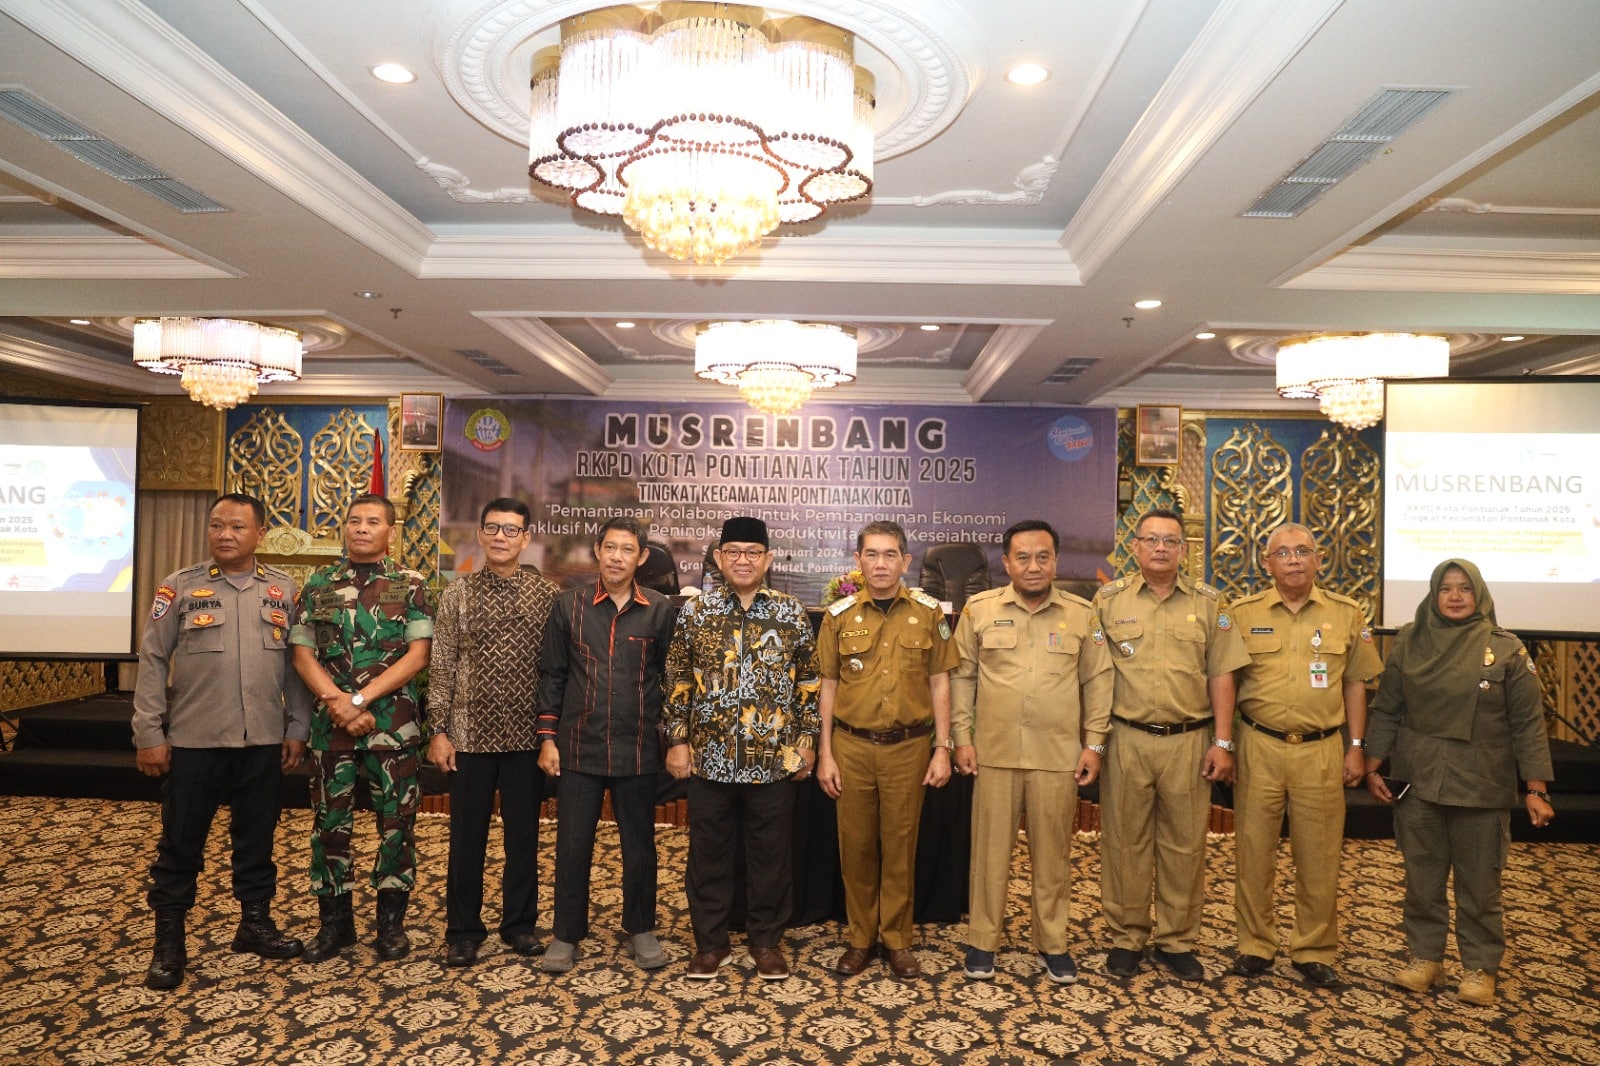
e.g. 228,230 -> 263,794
910,589 -> 942,611
261,562 -> 293,580
828,593 -> 860,616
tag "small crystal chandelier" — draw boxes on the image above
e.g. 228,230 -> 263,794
1275,332 -> 1449,430
133,317 -> 303,410
528,3 -> 875,266
695,320 -> 857,414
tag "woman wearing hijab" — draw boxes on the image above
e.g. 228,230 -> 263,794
1363,558 -> 1554,1007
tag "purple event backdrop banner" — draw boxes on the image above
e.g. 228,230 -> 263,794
442,398 -> 1117,603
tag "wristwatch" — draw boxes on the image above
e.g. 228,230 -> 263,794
1348,738 -> 1366,749
351,692 -> 366,709
933,736 -> 954,752
1212,737 -> 1235,753
1086,744 -> 1107,757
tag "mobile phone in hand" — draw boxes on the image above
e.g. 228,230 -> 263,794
1382,776 -> 1411,801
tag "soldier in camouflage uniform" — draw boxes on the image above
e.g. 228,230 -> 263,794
290,493 -> 433,963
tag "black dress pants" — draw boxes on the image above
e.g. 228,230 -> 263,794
148,744 -> 282,913
446,749 -> 544,946
551,770 -> 657,943
686,776 -> 795,951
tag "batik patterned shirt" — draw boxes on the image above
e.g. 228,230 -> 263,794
664,585 -> 820,784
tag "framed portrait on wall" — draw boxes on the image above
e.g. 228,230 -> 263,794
399,392 -> 443,453
1135,404 -> 1181,466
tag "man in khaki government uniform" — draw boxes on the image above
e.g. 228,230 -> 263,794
1230,522 -> 1382,989
816,520 -> 958,979
952,519 -> 1113,984
1095,508 -> 1249,981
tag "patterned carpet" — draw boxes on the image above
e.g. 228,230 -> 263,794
1,796 -> 1597,1066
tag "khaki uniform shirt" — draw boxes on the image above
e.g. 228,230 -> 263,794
951,584 -> 1113,770
132,560 -> 312,750
1094,572 -> 1250,723
817,585 -> 958,731
1232,585 -> 1382,734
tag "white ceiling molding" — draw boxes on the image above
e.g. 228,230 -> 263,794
0,0 -> 435,271
1063,0 -> 1345,279
0,236 -> 235,278
961,322 -> 1051,400
1423,197 -> 1600,218
0,333 -> 152,391
423,233 -> 1081,286
475,313 -> 613,395
598,376 -> 972,406
878,157 -> 1060,208
1283,245 -> 1600,294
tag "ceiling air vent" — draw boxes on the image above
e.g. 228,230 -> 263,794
0,88 -> 228,214
1242,88 -> 1453,219
454,348 -> 520,376
1042,358 -> 1097,385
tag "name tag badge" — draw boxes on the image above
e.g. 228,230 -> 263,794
1310,660 -> 1329,689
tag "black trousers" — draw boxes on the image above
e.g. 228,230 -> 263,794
148,744 -> 283,913
446,749 -> 544,946
686,776 -> 795,952
551,770 -> 657,943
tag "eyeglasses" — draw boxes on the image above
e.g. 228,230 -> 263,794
718,547 -> 767,561
1135,535 -> 1183,549
481,522 -> 526,537
1267,547 -> 1318,560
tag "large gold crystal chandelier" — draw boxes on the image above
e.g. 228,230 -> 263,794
528,3 -> 875,266
696,320 -> 857,414
133,317 -> 303,411
1275,332 -> 1449,430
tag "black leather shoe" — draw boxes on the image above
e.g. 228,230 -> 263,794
1293,960 -> 1342,989
1153,948 -> 1204,982
231,901 -> 303,959
504,932 -> 546,956
1105,947 -> 1141,978
145,912 -> 186,991
302,895 -> 357,964
374,890 -> 411,962
446,940 -> 479,967
1232,954 -> 1272,977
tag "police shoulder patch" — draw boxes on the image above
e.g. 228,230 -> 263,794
151,585 -> 176,620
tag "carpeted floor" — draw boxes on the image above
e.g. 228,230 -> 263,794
1,796 -> 1596,1065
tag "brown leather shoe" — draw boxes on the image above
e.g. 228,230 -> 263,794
885,947 -> 921,979
686,947 -> 731,979
835,945 -> 874,976
752,945 -> 789,981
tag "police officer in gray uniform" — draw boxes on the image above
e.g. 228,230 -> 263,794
133,493 -> 312,990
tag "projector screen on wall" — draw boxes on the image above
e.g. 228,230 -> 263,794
0,399 -> 140,657
1383,378 -> 1600,637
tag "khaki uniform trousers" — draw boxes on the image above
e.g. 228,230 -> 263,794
832,728 -> 931,951
1394,797 -> 1511,973
968,766 -> 1079,954
1234,728 -> 1344,963
1099,724 -> 1210,953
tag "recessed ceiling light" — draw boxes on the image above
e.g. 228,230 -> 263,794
919,324 -> 940,332
353,290 -> 382,299
616,321 -> 636,329
69,318 -> 91,325
370,63 -> 416,85
1194,331 -> 1216,340
1133,299 -> 1162,310
1500,335 -> 1524,342
1006,63 -> 1050,86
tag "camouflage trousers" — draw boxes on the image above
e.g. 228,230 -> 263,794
309,748 -> 420,895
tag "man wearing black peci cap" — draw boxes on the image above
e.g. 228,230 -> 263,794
665,517 -> 820,980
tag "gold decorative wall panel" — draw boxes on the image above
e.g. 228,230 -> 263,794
1208,423 -> 1292,602
0,660 -> 104,716
1300,426 -> 1381,622
308,409 -> 379,538
138,401 -> 223,491
227,408 -> 305,529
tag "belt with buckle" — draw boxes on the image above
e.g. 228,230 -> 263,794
1240,713 -> 1341,744
833,720 -> 935,745
1111,714 -> 1210,737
